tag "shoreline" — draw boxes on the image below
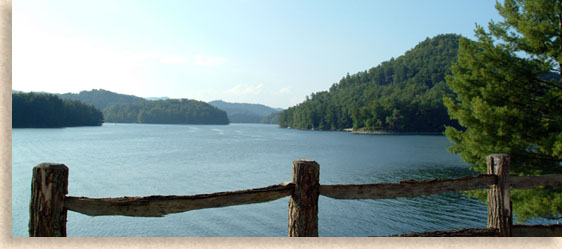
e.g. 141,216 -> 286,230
283,127 -> 444,135
345,128 -> 443,135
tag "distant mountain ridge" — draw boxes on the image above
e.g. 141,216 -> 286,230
208,100 -> 282,123
53,89 -> 229,125
15,89 -> 281,125
57,89 -> 145,110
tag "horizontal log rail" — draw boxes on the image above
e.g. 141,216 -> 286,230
510,174 -> 562,189
387,224 -> 562,237
512,224 -> 562,237
319,173 -> 562,200
63,174 -> 562,217
64,182 -> 294,217
388,228 -> 499,237
319,174 -> 496,199
29,155 -> 562,237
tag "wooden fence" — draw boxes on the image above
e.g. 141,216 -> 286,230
29,154 -> 562,237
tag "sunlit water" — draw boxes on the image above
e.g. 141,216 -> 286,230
13,123 -> 497,236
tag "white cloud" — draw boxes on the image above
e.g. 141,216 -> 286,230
195,55 -> 227,67
228,85 -> 242,93
226,83 -> 264,95
274,87 -> 291,95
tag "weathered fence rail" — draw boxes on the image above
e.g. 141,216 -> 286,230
29,154 -> 562,237
64,183 -> 294,217
510,174 -> 562,189
320,174 -> 497,199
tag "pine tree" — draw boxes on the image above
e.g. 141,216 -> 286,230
444,0 -> 562,222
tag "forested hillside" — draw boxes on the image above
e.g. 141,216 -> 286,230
208,100 -> 281,123
103,99 -> 229,125
279,34 -> 462,132
13,92 -> 103,128
260,112 -> 280,124
56,89 -> 229,125
58,89 -> 145,110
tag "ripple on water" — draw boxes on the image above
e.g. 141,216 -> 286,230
13,124 -> 498,237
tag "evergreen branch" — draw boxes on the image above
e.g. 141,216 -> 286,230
535,77 -> 562,90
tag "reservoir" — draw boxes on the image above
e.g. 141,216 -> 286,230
13,123 -> 488,236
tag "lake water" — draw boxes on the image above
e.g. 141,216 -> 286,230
13,123 -> 492,237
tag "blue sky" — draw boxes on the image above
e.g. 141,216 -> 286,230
13,0 -> 502,108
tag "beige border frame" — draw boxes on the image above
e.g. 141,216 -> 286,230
1,0 -> 561,248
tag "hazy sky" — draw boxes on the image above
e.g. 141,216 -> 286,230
13,0 -> 502,108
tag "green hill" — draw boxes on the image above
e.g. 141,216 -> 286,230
57,89 -> 229,125
279,34 -> 462,132
13,92 -> 103,128
208,100 -> 281,123
57,89 -> 145,110
103,99 -> 229,125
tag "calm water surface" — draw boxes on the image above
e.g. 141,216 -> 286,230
13,123 -> 490,236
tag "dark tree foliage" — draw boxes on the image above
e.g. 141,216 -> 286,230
57,89 -> 145,111
13,92 -> 103,128
278,34 -> 462,132
445,0 -> 562,222
103,99 -> 229,125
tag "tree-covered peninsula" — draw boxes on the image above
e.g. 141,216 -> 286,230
103,99 -> 230,125
13,92 -> 104,128
278,34 -> 462,132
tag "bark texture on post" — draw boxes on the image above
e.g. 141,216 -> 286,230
288,159 -> 319,237
487,154 -> 512,237
29,163 -> 68,237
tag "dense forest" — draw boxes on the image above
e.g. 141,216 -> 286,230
103,99 -> 229,125
13,92 -> 103,128
278,34 -> 462,132
208,100 -> 281,123
58,89 -> 145,110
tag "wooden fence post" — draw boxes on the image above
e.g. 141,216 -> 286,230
29,163 -> 69,237
288,159 -> 319,237
487,154 -> 512,237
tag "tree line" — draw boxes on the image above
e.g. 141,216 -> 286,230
13,92 -> 103,128
103,99 -> 229,125
13,91 -> 230,127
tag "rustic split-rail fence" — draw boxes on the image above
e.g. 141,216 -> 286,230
29,154 -> 562,237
